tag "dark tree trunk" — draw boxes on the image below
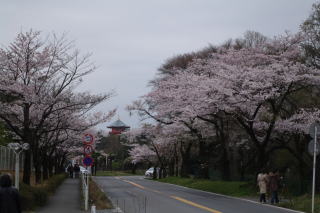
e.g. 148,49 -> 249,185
179,140 -> 193,177
35,163 -> 41,184
48,159 -> 54,177
163,167 -> 167,178
131,163 -> 137,174
23,150 -> 32,185
168,160 -> 175,176
42,156 -> 49,180
159,168 -> 163,179
198,140 -> 209,179
153,165 -> 158,179
180,153 -> 191,177
221,147 -> 231,180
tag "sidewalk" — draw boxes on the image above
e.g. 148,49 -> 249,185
36,178 -> 83,213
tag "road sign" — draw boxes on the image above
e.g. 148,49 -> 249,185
83,156 -> 94,166
83,145 -> 93,156
308,140 -> 320,156
309,122 -> 320,138
83,133 -> 94,144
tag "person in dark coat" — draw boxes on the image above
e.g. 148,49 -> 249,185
67,164 -> 74,178
268,170 -> 280,204
74,164 -> 80,178
0,174 -> 21,213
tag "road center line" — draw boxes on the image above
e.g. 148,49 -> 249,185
118,178 -> 222,213
122,180 -> 146,189
170,196 -> 222,213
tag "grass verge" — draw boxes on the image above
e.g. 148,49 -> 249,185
279,194 -> 320,213
89,178 -> 113,210
157,176 -> 256,197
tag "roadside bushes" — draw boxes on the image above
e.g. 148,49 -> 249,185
20,173 -> 67,211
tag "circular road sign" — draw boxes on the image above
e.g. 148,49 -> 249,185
309,122 -> 320,138
83,156 -> 94,166
308,139 -> 320,156
83,133 -> 94,144
83,145 -> 93,156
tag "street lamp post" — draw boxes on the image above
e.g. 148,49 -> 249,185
7,143 -> 29,190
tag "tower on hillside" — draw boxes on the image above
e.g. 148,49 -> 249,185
107,119 -> 130,135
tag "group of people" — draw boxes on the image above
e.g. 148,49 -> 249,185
67,163 -> 81,178
257,170 -> 282,204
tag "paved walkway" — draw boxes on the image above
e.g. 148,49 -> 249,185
37,178 -> 83,213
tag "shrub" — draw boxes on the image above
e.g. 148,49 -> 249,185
20,173 -> 66,211
20,184 -> 36,211
45,174 -> 66,193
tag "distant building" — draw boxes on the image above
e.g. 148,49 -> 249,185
107,119 -> 130,135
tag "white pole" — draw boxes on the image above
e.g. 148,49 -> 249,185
15,152 -> 20,190
85,174 -> 89,211
312,126 -> 317,213
91,205 -> 96,213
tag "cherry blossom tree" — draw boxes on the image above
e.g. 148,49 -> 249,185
0,30 -> 115,184
129,32 -> 320,177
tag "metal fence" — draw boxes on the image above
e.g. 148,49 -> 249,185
0,145 -> 24,171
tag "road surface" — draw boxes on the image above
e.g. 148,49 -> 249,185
93,176 -> 301,213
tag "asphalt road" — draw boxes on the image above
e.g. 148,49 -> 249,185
93,176 -> 301,213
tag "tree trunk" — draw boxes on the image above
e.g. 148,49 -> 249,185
35,163 -> 41,184
42,156 -> 49,180
153,165 -> 158,179
256,147 -> 268,171
168,160 -> 174,176
221,147 -> 231,180
131,163 -> 137,174
198,140 -> 209,179
48,159 -> 53,177
180,153 -> 191,177
23,150 -> 32,185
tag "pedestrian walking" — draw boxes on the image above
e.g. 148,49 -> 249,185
67,164 -> 74,178
0,174 -> 21,213
268,170 -> 280,204
257,170 -> 268,203
74,164 -> 80,178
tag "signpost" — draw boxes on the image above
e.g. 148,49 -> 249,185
83,133 -> 94,145
309,122 -> 320,213
81,132 -> 95,212
83,145 -> 93,156
82,132 -> 95,173
308,140 -> 320,156
83,156 -> 94,166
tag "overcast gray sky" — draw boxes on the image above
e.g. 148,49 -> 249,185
0,0 -> 317,130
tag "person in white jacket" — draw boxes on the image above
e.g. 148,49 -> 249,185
257,171 -> 268,203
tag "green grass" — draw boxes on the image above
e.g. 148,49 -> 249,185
89,178 -> 113,209
157,177 -> 256,197
279,194 -> 320,213
96,170 -> 144,176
